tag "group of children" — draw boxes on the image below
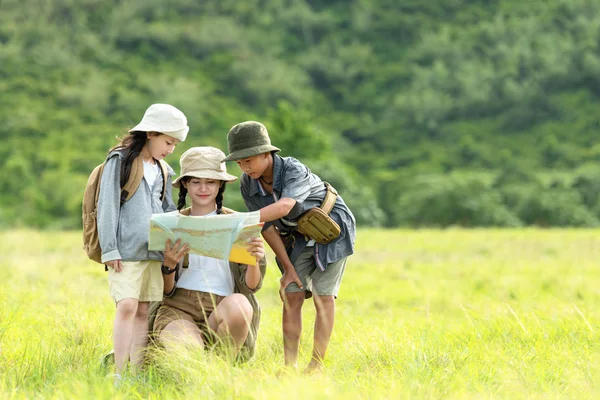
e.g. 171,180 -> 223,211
96,104 -> 356,380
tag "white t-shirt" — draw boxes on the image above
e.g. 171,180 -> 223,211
143,160 -> 160,189
175,211 -> 235,296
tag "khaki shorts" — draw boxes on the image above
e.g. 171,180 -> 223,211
108,260 -> 163,303
286,246 -> 347,298
153,288 -> 225,344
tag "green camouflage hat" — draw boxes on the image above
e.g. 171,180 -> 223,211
222,121 -> 280,162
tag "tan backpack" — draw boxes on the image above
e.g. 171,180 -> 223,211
82,156 -> 168,264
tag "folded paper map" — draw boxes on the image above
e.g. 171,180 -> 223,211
148,211 -> 263,265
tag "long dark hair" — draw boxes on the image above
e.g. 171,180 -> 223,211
177,177 -> 227,214
110,131 -> 157,191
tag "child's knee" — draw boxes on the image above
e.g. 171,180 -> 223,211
116,298 -> 138,319
224,294 -> 253,322
314,295 -> 335,306
285,292 -> 305,310
313,295 -> 335,313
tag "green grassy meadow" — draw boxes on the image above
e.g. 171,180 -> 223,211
0,229 -> 598,399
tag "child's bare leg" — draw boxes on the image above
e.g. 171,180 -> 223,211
209,293 -> 253,356
129,301 -> 149,371
159,320 -> 205,351
306,295 -> 335,372
282,292 -> 305,368
113,298 -> 139,374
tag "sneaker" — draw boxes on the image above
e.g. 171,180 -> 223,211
113,373 -> 123,388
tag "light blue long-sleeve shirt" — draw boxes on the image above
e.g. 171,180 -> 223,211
97,150 -> 177,263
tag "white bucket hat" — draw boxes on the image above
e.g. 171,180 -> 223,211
129,103 -> 189,142
172,147 -> 238,188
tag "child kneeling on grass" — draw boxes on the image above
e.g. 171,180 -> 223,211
152,146 -> 267,363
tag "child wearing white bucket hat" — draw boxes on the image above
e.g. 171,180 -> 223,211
128,103 -> 189,141
151,146 -> 267,363
97,103 -> 188,380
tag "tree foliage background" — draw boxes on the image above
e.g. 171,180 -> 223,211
1,0 -> 600,229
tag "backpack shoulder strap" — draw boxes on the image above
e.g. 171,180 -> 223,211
158,160 -> 169,201
121,156 -> 144,204
121,157 -> 169,204
92,163 -> 106,208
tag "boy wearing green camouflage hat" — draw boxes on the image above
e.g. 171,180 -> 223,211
223,121 -> 356,372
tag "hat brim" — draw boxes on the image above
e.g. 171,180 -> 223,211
129,124 -> 189,142
172,170 -> 238,188
222,145 -> 280,162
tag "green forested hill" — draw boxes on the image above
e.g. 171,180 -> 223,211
1,0 -> 600,228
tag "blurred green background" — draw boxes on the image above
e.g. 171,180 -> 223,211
2,0 -> 600,229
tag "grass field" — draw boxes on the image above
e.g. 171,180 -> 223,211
0,229 -> 598,399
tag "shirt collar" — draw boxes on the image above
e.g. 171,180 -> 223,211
272,154 -> 283,191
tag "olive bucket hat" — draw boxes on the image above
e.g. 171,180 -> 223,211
222,121 -> 280,162
172,147 -> 238,188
